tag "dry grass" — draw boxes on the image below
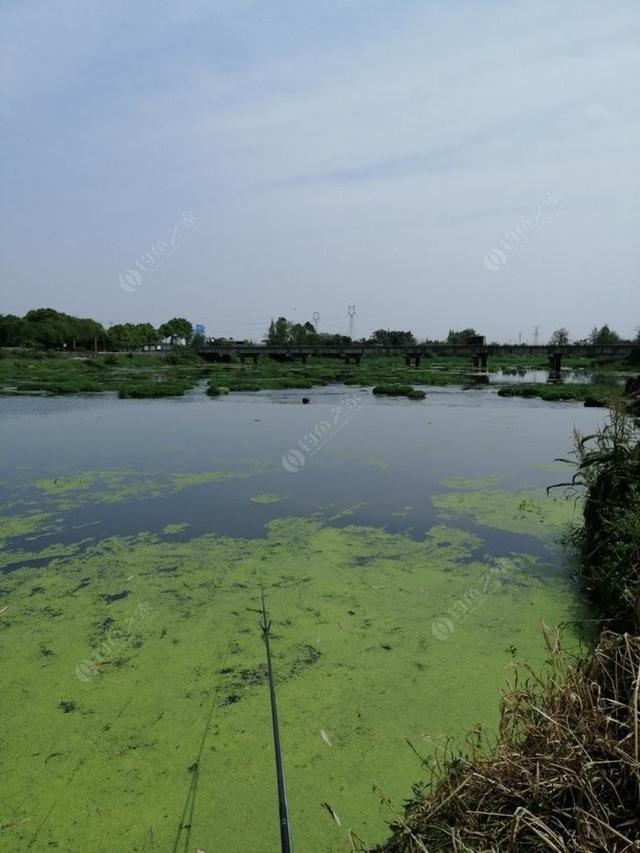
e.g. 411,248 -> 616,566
372,630 -> 640,852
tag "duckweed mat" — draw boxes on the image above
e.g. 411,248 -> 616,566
1,482 -> 589,851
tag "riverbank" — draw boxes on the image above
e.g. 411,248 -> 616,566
372,411 -> 640,851
0,349 -> 635,402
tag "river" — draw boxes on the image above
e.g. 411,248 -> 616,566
0,386 -> 604,851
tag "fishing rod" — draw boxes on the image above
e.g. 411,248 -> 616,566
259,587 -> 294,853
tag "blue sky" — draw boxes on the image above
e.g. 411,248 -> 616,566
1,0 -> 639,341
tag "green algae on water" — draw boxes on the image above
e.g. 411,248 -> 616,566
162,522 -> 190,534
366,458 -> 389,471
0,513 -> 588,851
249,493 -> 289,504
390,505 -> 413,517
27,464 -> 278,513
433,486 -> 577,538
36,472 -> 99,494
440,474 -> 502,491
0,511 -> 58,542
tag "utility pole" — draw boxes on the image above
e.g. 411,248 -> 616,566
347,305 -> 356,339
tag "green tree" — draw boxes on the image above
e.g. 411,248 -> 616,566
589,325 -> 620,345
370,329 -> 417,346
159,317 -> 193,344
72,317 -> 106,350
549,328 -> 570,346
265,316 -> 290,345
289,322 -> 319,344
446,328 -> 479,345
22,308 -> 73,349
264,316 -> 352,346
107,322 -> 160,350
0,314 -> 25,347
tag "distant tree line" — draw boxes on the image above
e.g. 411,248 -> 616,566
549,325 -> 637,346
0,309 -> 195,351
1,309 -> 637,352
264,318 -> 484,347
264,317 -> 353,346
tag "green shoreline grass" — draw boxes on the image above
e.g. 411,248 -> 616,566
1,349 -> 634,401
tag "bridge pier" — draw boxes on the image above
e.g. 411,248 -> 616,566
472,352 -> 488,370
547,352 -> 563,383
344,354 -> 361,365
549,352 -> 563,373
404,354 -> 421,367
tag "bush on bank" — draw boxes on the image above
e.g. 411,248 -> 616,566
372,384 -> 426,400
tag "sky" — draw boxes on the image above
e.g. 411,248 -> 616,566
1,0 -> 639,343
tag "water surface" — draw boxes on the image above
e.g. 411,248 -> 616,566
0,387 -> 603,851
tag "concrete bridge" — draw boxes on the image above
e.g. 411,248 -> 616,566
198,342 -> 635,370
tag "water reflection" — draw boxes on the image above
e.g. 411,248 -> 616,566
490,368 -> 599,385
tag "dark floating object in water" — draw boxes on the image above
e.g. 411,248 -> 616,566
302,397 -> 310,404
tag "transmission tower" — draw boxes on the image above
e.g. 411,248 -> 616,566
312,311 -> 320,331
533,326 -> 540,346
347,305 -> 356,339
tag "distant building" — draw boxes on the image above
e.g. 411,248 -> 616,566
159,336 -> 186,350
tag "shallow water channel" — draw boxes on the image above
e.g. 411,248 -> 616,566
0,386 -> 604,851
